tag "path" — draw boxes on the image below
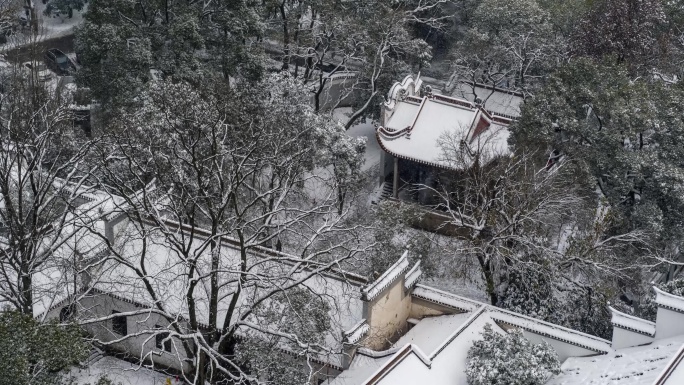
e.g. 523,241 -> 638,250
3,34 -> 75,63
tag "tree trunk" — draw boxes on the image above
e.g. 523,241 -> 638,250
20,271 -> 32,315
344,90 -> 378,129
314,74 -> 327,112
477,253 -> 498,305
24,0 -> 38,33
337,186 -> 345,215
280,1 -> 290,71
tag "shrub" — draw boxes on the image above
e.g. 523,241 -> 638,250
466,324 -> 561,385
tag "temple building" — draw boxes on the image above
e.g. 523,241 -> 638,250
376,75 -> 520,206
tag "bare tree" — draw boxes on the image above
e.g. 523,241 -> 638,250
334,0 -> 448,128
263,0 -> 449,124
420,130 -> 649,310
0,0 -> 21,34
0,62 -> 98,316
86,74 -> 369,384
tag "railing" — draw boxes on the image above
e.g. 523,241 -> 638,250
325,71 -> 358,81
491,112 -> 517,122
431,93 -> 476,109
405,95 -> 423,104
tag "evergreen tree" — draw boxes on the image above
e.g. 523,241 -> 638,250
0,311 -> 87,385
466,324 -> 561,385
74,0 -> 265,114
574,0 -> 667,72
640,278 -> 684,321
449,0 -> 564,95
512,58 -> 684,255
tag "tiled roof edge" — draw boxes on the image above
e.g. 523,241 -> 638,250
361,251 -> 410,302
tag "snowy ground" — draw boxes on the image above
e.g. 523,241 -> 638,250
333,108 -> 381,173
2,2 -> 87,51
65,356 -> 179,385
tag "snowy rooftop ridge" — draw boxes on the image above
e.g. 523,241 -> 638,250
547,336 -> 684,385
489,307 -> 612,354
404,261 -> 422,290
610,306 -> 656,336
654,286 -> 684,313
361,251 -> 410,301
411,284 -> 612,354
411,284 -> 482,312
654,341 -> 684,384
356,347 -> 402,359
429,306 -> 487,359
384,74 -> 423,112
362,343 -> 433,383
148,217 -> 369,286
344,319 -> 370,344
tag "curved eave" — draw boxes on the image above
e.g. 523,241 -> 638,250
375,130 -> 463,172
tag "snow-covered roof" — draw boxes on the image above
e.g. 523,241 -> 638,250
344,319 -> 371,344
547,336 -> 684,385
411,287 -> 610,354
329,348 -> 399,385
376,92 -> 512,171
393,312 -> 475,356
450,82 -> 523,119
488,308 -> 611,354
610,306 -> 656,336
334,285 -> 615,385
656,342 -> 684,384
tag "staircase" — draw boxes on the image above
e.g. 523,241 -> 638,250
82,347 -> 105,367
381,182 -> 393,199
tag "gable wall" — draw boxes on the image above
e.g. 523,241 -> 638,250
364,278 -> 412,350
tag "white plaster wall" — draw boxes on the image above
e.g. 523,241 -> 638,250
656,308 -> 684,340
365,279 -> 412,350
521,330 -> 602,362
611,327 -> 653,349
409,298 -> 457,319
47,293 -> 192,373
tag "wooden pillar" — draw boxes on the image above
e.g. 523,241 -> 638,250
393,157 -> 399,199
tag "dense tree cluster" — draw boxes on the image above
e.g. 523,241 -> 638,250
439,0 -> 684,340
4,0 -> 684,383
